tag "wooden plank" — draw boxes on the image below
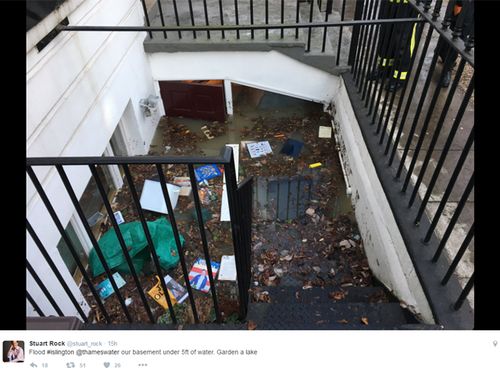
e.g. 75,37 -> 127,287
288,175 -> 299,220
277,177 -> 289,221
267,177 -> 278,221
256,177 -> 268,220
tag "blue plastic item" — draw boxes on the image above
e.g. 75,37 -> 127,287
280,139 -> 304,157
194,164 -> 221,182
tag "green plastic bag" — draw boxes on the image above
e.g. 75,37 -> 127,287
89,218 -> 182,277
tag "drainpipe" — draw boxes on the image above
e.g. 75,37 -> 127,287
325,104 -> 352,196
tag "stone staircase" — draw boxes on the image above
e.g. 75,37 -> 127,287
246,285 -> 414,330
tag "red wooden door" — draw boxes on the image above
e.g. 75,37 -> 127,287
159,80 -> 226,122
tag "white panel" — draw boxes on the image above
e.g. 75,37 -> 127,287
333,77 -> 434,323
220,144 -> 240,222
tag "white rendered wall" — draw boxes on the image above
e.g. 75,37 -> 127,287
26,0 -> 163,318
148,51 -> 341,104
332,78 -> 434,323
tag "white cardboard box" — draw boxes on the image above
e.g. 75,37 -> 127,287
218,255 -> 237,281
139,180 -> 180,214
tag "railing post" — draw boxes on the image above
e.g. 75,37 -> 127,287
348,0 -> 365,66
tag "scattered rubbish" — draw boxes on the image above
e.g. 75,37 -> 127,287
302,284 -> 313,290
125,298 -> 133,306
201,125 -> 214,140
173,177 -> 192,197
139,179 -> 180,214
329,291 -> 345,301
309,162 -> 322,169
280,254 -> 293,262
194,164 -> 221,182
280,138 -> 304,157
339,240 -> 351,249
253,290 -> 271,303
337,319 -> 349,324
361,317 -> 369,325
218,255 -> 237,281
87,211 -> 104,227
188,258 -> 220,293
274,267 -> 284,277
318,126 -> 332,138
89,218 -> 182,277
113,211 -> 125,225
247,141 -> 272,158
96,272 -> 126,299
306,208 -> 315,216
198,188 -> 210,205
148,275 -> 188,309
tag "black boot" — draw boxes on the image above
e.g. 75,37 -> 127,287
386,78 -> 403,92
440,70 -> 451,88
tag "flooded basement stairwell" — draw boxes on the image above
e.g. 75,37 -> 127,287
82,87 -> 419,328
151,86 -> 419,329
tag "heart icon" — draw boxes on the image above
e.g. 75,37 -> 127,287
104,362 -> 110,368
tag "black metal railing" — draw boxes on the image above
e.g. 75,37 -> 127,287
344,0 -> 474,328
26,147 -> 252,325
56,0 -> 425,65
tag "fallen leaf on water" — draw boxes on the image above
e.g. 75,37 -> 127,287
302,285 -> 313,290
361,317 -> 369,325
337,319 -> 348,324
280,254 -> 293,262
247,321 -> 257,330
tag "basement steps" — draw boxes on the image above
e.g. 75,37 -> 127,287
143,0 -> 348,74
246,285 -> 422,330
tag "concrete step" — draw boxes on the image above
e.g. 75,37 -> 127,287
252,285 -> 390,305
247,301 -> 408,329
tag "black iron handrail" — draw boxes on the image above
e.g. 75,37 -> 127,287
58,18 -> 425,33
27,147 -> 252,325
344,0 -> 474,328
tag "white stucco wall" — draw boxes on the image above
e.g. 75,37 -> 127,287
332,78 -> 434,323
148,51 -> 341,104
26,0 -> 162,318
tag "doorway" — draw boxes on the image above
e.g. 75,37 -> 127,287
159,80 -> 226,122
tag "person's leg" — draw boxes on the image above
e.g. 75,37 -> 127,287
440,49 -> 458,88
386,3 -> 417,92
368,0 -> 396,80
